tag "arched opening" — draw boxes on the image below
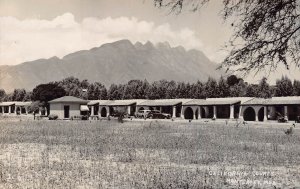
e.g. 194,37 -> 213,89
258,107 -> 264,121
138,107 -> 144,111
243,107 -> 256,121
184,107 -> 194,119
100,107 -> 107,117
201,107 -> 206,118
195,108 -> 199,119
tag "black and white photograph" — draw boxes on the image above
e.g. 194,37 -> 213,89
0,0 -> 300,188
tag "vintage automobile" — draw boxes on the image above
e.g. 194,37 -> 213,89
147,110 -> 171,119
135,109 -> 152,119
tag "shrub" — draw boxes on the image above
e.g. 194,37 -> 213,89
48,114 -> 58,120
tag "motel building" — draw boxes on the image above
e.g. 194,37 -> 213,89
48,96 -> 89,119
181,97 -> 252,120
0,101 -> 32,115
136,99 -> 193,118
240,96 -> 300,122
88,99 -> 146,118
1,96 -> 299,122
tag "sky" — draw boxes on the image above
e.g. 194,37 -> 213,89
0,0 -> 299,84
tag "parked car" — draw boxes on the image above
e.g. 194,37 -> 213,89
135,110 -> 151,119
278,116 -> 288,123
111,111 -> 128,118
147,110 -> 171,119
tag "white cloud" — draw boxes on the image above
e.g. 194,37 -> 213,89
0,13 -> 208,65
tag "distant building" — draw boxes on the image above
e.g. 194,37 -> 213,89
0,101 -> 32,115
2,96 -> 300,122
49,96 -> 89,119
241,96 -> 300,121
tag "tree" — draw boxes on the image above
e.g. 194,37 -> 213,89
193,81 -> 205,99
31,83 -> 66,116
108,84 -> 123,100
154,0 -> 300,74
293,80 -> 300,96
0,89 -> 6,101
257,77 -> 272,98
218,77 -> 230,97
275,76 -> 294,96
204,77 -> 218,98
23,92 -> 32,101
226,75 -> 239,86
229,80 -> 246,97
245,84 -> 258,97
165,80 -> 177,99
11,89 -> 27,101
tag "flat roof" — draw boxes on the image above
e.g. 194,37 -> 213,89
0,101 -> 32,106
265,96 -> 300,105
242,98 -> 269,105
87,100 -> 110,106
183,97 -> 252,106
242,97 -> 300,105
138,99 -> 192,106
105,99 -> 147,106
15,101 -> 32,106
0,102 -> 15,106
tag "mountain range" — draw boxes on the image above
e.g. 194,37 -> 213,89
0,39 -> 223,92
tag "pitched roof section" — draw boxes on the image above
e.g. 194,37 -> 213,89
138,99 -> 192,106
49,96 -> 88,104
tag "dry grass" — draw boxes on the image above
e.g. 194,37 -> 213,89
0,118 -> 300,188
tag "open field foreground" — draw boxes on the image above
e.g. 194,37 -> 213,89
0,120 -> 300,188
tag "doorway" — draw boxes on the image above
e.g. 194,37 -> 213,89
64,105 -> 70,119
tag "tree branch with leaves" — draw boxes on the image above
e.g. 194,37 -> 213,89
154,0 -> 300,75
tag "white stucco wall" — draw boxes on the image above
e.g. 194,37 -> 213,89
50,103 -> 82,119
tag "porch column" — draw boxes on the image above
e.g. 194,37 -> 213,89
255,109 -> 258,121
160,107 -> 163,112
106,106 -> 110,117
25,107 -> 28,115
172,106 -> 176,118
230,105 -> 234,119
98,106 -> 101,117
198,107 -> 202,119
127,106 -> 131,115
213,106 -> 217,119
91,106 -> 94,116
15,106 -> 18,115
239,106 -> 243,119
284,105 -> 288,120
193,107 -> 196,120
264,106 -> 268,121
181,107 -> 185,119
8,106 -> 11,114
45,107 -> 48,116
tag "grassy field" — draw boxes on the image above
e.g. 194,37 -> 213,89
0,118 -> 300,188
